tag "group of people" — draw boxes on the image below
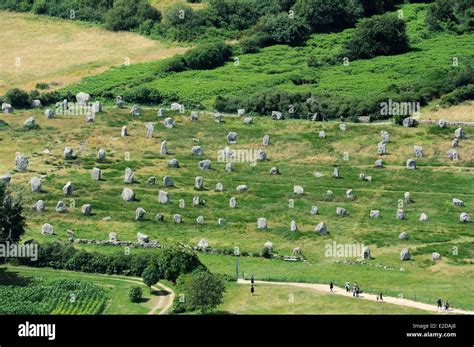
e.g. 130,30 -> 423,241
437,298 -> 450,310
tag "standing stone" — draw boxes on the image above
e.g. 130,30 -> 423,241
346,189 -> 354,199
229,197 -> 237,209
380,131 -> 390,143
215,182 -> 223,192
160,140 -> 168,155
193,196 -> 205,206
121,188 -> 135,202
85,112 -> 94,123
454,128 -> 465,139
198,159 -> 212,170
336,207 -> 347,216
310,206 -> 318,215
369,210 -> 380,218
124,167 -> 134,183
378,142 -> 387,155
162,176 -> 173,187
413,145 -> 424,157
225,162 -> 233,173
272,111 -> 284,120
257,218 -> 268,229
326,190 -> 334,199
432,252 -> 441,261
236,185 -> 248,193
64,147 -> 73,160
63,181 -> 73,196
147,176 -> 156,185
91,168 -> 101,180
155,213 -> 164,222
453,198 -> 464,206
15,154 -> 29,172
460,212 -> 471,223
227,132 -> 237,144
399,231 -> 409,240
400,248 -> 411,261
146,123 -> 155,138
130,105 -> 141,117
243,117 -> 253,124
263,135 -> 270,146
135,207 -> 146,221
158,191 -> 169,204
293,185 -> 304,195
270,167 -> 280,175
332,166 -> 340,179
315,222 -> 328,235
319,131 -> 326,138
290,221 -> 298,232
263,241 -> 273,252
438,119 -> 447,128
91,101 -> 102,113
402,118 -> 417,127
218,218 -> 225,226
195,176 -> 204,190
396,209 -> 406,220
406,159 -> 416,170
81,204 -> 92,216
44,109 -> 55,119
30,177 -> 42,192
196,216 -> 204,225
2,103 -> 13,113
35,200 -> 45,212
137,232 -> 149,243
419,212 -> 428,221
170,103 -> 182,111
23,117 -> 38,129
256,149 -> 266,161
157,108 -> 163,117
76,92 -> 90,105
168,159 -> 180,168
121,126 -> 128,137
374,159 -> 383,168
97,149 -> 106,161
339,123 -> 347,131
56,201 -> 67,213
447,149 -> 459,161
109,232 -> 118,242
164,117 -> 175,128
404,192 -> 412,203
174,214 -> 182,224
190,111 -> 198,121
41,223 -> 54,235
363,247 -> 371,259
191,146 -> 203,156
451,138 -> 459,147
214,112 -> 223,123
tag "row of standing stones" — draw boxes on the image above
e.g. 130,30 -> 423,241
2,94 -> 471,261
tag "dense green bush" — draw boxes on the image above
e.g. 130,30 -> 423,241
142,264 -> 161,289
344,14 -> 410,60
158,245 -> 205,283
105,0 -> 161,31
128,286 -> 143,303
4,88 -> 30,108
122,86 -> 163,104
166,42 -> 232,72
426,0 -> 473,33
0,183 -> 26,244
252,12 -> 311,46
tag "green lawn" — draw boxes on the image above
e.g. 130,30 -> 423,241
218,283 -> 429,314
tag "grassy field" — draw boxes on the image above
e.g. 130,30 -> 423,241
1,105 -> 473,311
218,283 -> 429,314
1,266 -> 164,314
150,0 -> 207,11
419,102 -> 474,122
0,11 -> 187,94
61,3 -> 474,109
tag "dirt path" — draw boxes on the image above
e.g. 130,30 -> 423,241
237,279 -> 474,315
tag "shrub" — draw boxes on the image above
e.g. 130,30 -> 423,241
344,14 -> 410,60
176,271 -> 225,313
142,264 -> 161,289
0,183 -> 26,244
262,247 -> 272,259
426,0 -> 473,33
128,286 -> 143,303
253,12 -> 311,46
5,88 -> 30,108
105,0 -> 161,31
183,42 -> 232,70
122,86 -> 162,104
159,245 -> 205,283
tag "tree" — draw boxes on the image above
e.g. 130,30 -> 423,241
105,0 -> 161,31
344,14 -> 410,60
142,264 -> 160,290
158,245 -> 204,283
5,88 -> 30,108
293,0 -> 363,32
256,12 -> 311,45
426,0 -> 473,33
128,286 -> 143,303
178,271 -> 225,313
0,183 -> 26,244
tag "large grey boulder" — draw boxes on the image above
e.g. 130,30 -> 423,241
164,117 -> 175,128
454,128 -> 465,139
236,184 -> 248,193
168,158 -> 180,168
270,167 -> 280,175
198,159 -> 212,170
399,231 -> 409,240
227,132 -> 237,144
396,209 -> 406,220
30,177 -> 42,192
121,188 -> 135,202
243,117 -> 253,124
135,207 -> 146,221
64,147 -> 74,160
81,204 -> 92,216
137,232 -> 149,243
256,149 -> 266,161
15,154 -> 29,172
35,200 -> 45,212
257,218 -> 268,229
336,207 -> 347,216
76,92 -> 90,105
191,146 -> 203,156
2,103 -> 13,113
55,201 -> 67,213
263,241 -> 273,252
158,191 -> 170,204
45,109 -> 55,119
293,185 -> 304,195
400,248 -> 411,261
310,206 -> 319,215
374,159 -> 383,168
453,198 -> 464,207
438,119 -> 447,128
460,212 -> 471,223
163,176 -> 173,187
315,222 -> 328,235
41,223 -> 54,235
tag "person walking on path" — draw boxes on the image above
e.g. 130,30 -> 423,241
250,274 -> 254,285
329,281 -> 334,292
437,298 -> 442,310
445,299 -> 450,310
345,281 -> 350,292
377,293 -> 383,301
250,285 -> 255,296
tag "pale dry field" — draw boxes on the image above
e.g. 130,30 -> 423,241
150,0 -> 207,11
418,102 -> 474,122
0,11 -> 188,94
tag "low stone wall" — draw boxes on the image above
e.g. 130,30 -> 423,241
419,120 -> 474,127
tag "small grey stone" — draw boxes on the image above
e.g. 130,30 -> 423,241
236,185 -> 248,193
30,177 -> 42,192
227,132 -> 237,144
174,214 -> 182,224
137,232 -> 149,243
168,158 -> 180,168
124,167 -> 134,183
310,206 -> 318,215
198,159 -> 212,170
81,204 -> 92,215
55,201 -> 67,213
122,188 -> 135,202
293,185 -> 304,195
41,223 -> 54,235
195,176 -> 204,190
400,248 -> 411,261
336,207 -> 347,216
158,190 -> 169,204
257,218 -> 268,229
15,154 -> 29,172
191,146 -> 203,156
370,210 -> 380,218
406,159 -> 416,170
315,222 -> 328,235
63,181 -> 73,196
91,167 -> 101,180
135,207 -> 146,221
64,147 -> 74,160
399,231 -> 409,240
163,176 -> 173,187
229,197 -> 237,209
